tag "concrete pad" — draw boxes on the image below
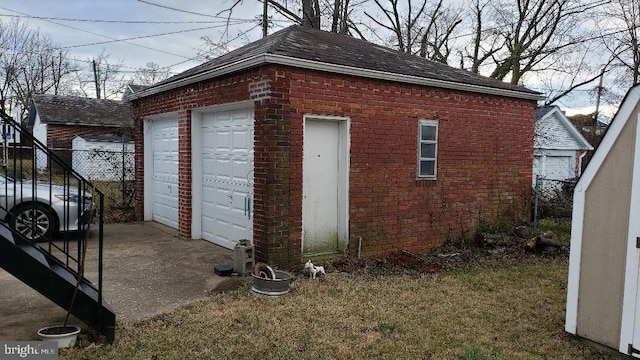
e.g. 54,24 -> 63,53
0,222 -> 236,341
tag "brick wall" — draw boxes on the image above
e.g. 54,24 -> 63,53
132,64 -> 536,268
253,68 -> 297,266
285,66 -> 535,257
45,124 -> 132,169
46,124 -> 129,149
132,68 -> 289,266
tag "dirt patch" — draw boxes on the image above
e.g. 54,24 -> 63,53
208,277 -> 248,295
329,227 -> 569,275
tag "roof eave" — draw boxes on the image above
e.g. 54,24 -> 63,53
542,107 -> 594,150
43,121 -> 132,127
131,54 -> 545,102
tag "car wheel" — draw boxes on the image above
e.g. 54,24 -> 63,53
11,203 -> 57,242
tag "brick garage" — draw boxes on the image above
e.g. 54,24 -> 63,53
130,26 -> 540,269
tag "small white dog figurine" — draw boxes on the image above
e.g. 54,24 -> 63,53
304,260 -> 325,279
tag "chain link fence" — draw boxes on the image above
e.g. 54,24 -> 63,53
5,144 -> 136,223
533,176 -> 577,230
62,147 -> 136,223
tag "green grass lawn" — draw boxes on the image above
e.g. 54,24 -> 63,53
59,218 -> 624,359
537,217 -> 572,244
59,253 -> 624,360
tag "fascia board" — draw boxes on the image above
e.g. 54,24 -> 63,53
549,108 -> 595,150
575,86 -> 640,193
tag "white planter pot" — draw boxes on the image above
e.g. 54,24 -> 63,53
37,325 -> 81,348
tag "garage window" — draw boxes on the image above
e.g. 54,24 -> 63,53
418,119 -> 438,179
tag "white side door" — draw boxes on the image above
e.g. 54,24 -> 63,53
303,119 -> 344,255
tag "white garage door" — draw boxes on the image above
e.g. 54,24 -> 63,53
546,155 -> 574,180
201,108 -> 253,249
151,117 -> 179,229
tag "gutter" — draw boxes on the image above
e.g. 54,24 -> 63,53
130,54 -> 545,102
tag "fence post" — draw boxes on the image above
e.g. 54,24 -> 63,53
533,175 -> 541,232
121,137 -> 126,208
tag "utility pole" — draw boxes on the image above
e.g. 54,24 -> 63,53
93,60 -> 101,99
593,66 -> 606,125
262,0 -> 269,38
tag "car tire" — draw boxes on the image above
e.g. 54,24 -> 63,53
10,203 -> 57,242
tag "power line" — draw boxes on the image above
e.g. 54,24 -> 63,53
136,0 -> 226,19
0,6 -> 192,59
167,22 -> 263,69
0,13 -> 242,24
0,45 -> 182,73
60,24 -> 237,49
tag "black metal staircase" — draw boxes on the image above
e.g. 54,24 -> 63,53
0,112 -> 115,343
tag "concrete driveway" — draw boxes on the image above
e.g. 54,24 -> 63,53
0,222 -> 237,341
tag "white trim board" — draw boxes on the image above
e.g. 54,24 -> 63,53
620,112 -> 640,353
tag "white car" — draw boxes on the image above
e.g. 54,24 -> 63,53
0,173 -> 95,241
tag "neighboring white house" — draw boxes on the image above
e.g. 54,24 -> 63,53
533,106 -> 593,187
72,134 -> 134,181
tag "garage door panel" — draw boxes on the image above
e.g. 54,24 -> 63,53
232,130 -> 250,150
200,108 -> 253,249
202,185 -> 247,213
231,160 -> 249,180
215,130 -> 231,149
546,156 -> 574,180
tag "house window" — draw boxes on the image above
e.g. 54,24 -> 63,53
418,119 -> 438,179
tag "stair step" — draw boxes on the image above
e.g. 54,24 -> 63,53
18,245 -> 50,267
0,225 -> 15,244
49,264 -> 99,300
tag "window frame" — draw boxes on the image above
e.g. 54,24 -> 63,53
417,119 -> 438,179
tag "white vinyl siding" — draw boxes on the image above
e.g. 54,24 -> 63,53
533,108 -> 593,187
418,119 -> 438,179
535,112 -> 585,150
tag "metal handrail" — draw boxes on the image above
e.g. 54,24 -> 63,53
0,112 -> 105,296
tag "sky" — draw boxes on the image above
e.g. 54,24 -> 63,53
0,1 -> 271,77
0,0 -> 616,118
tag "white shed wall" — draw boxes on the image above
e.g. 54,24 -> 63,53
72,137 -> 135,181
32,115 -> 48,171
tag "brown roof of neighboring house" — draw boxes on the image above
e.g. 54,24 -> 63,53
27,94 -> 134,128
133,25 -> 542,101
123,84 -> 148,98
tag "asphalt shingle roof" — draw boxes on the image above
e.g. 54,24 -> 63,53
146,25 -> 539,99
535,105 -> 557,121
28,95 -> 134,128
76,134 -> 133,142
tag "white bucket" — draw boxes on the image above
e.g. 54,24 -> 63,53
37,325 -> 81,348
